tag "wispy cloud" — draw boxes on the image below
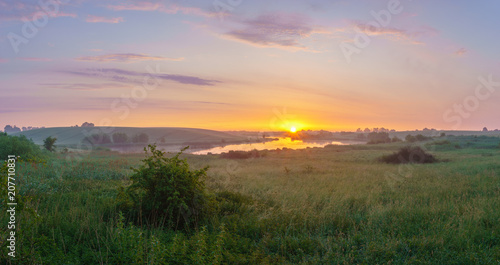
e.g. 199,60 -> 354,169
0,0 -> 77,21
40,82 -> 128,91
107,1 -> 211,17
455,48 -> 467,56
63,68 -> 221,86
222,13 -> 322,51
86,15 -> 124,23
19,57 -> 52,62
75,53 -> 184,63
0,58 -> 8,63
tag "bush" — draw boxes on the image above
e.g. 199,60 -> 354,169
0,132 -> 46,161
119,145 -> 210,229
379,146 -> 437,164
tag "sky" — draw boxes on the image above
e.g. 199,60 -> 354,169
1,0 -> 499,131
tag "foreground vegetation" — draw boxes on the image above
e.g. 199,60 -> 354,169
1,135 -> 499,264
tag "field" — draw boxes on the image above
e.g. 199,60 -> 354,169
1,135 -> 499,264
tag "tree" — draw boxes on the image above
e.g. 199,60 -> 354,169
483,127 -> 488,132
367,132 -> 391,144
364,128 -> 371,133
112,133 -> 128,143
356,128 -> 362,133
43,136 -> 57,152
81,122 -> 95,127
132,133 -> 149,143
4,125 -> 21,134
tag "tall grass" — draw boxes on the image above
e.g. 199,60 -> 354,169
1,137 -> 499,264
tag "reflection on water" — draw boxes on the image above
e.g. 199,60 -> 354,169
192,137 -> 363,155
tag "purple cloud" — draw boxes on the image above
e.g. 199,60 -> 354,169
75,53 -> 183,63
63,68 -> 221,86
224,13 -> 316,50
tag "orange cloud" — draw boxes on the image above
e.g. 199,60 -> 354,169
454,48 -> 467,56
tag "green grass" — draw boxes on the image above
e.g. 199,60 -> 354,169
1,136 -> 499,264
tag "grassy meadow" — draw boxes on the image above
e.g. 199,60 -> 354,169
1,135 -> 499,264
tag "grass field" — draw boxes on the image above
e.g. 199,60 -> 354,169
1,135 -> 499,264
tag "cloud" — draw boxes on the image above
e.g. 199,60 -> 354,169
75,53 -> 184,63
107,1 -> 211,17
19,57 -> 52,62
455,48 -> 467,56
0,58 -> 8,63
0,0 -> 77,21
223,13 -> 319,50
63,68 -> 221,86
354,22 -> 423,44
39,82 -> 128,91
86,15 -> 124,23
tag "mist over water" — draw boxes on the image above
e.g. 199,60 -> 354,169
192,137 -> 364,155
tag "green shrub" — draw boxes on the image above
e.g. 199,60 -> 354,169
0,133 -> 46,161
43,136 -> 57,152
120,145 -> 210,229
379,146 -> 437,164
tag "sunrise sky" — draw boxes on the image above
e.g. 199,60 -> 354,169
1,0 -> 499,131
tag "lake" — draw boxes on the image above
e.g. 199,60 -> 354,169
192,137 -> 364,155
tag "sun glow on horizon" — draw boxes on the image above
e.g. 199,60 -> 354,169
290,126 -> 297,133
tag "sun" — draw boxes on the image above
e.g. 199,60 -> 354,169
290,126 -> 297,133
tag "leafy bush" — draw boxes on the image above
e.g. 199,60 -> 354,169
119,145 -> 210,229
220,150 -> 262,159
0,132 -> 46,161
379,146 -> 437,164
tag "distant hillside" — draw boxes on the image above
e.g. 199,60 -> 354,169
11,127 -> 248,146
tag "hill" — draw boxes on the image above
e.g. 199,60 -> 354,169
11,127 -> 248,146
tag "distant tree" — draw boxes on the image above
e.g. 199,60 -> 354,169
372,128 -> 379,133
391,136 -> 402,142
364,128 -> 371,133
112,133 -> 129,143
483,127 -> 488,132
440,132 -> 446,137
4,125 -> 21,134
390,129 -> 396,132
356,128 -> 362,133
405,135 -> 417,143
81,122 -> 95,127
83,133 -> 112,145
43,136 -> 57,152
132,133 -> 149,143
367,132 -> 391,144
